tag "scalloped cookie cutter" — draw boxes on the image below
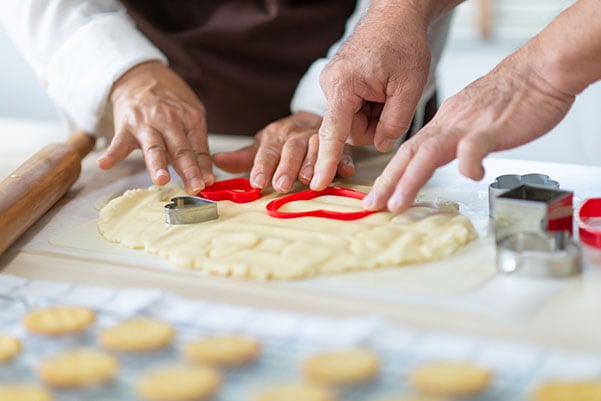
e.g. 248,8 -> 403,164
489,173 -> 559,218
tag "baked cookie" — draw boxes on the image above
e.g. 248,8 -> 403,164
39,349 -> 118,388
184,335 -> 261,367
253,382 -> 337,401
136,364 -> 221,401
0,334 -> 22,363
23,306 -> 95,336
99,318 -> 174,352
532,380 -> 601,401
303,349 -> 380,385
409,361 -> 492,397
0,384 -> 53,401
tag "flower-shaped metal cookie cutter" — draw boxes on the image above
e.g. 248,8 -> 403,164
489,174 -> 559,218
164,196 -> 218,225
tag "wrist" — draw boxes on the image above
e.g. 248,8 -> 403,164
109,60 -> 164,103
371,0 -> 462,25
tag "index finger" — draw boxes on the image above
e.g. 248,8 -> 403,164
311,90 -> 362,190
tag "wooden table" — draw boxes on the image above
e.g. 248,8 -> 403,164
2,117 -> 601,355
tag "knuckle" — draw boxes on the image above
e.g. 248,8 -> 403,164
171,146 -> 196,162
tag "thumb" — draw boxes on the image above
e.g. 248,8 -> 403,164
212,144 -> 258,174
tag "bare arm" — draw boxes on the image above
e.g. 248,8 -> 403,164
364,0 -> 601,213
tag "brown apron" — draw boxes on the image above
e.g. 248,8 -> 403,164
120,0 -> 356,135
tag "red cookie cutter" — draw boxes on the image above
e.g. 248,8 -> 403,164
265,187 -> 376,220
199,178 -> 261,203
577,198 -> 601,248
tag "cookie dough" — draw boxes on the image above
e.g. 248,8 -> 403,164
303,349 -> 380,385
184,335 -> 261,367
98,184 -> 477,280
39,349 -> 118,388
99,318 -> 174,352
532,380 -> 601,401
409,362 -> 492,397
0,384 -> 53,401
253,382 -> 337,401
0,334 -> 21,363
23,306 -> 95,336
136,364 -> 221,401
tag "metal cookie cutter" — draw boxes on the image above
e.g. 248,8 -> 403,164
164,196 -> 218,225
494,185 -> 581,278
489,173 -> 559,218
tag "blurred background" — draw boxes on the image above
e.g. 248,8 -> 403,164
1,0 -> 599,165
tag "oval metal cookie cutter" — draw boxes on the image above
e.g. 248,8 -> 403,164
165,196 -> 218,225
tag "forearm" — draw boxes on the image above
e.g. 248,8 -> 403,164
528,0 -> 601,96
0,0 -> 166,133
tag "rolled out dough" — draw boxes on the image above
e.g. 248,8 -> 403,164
97,184 -> 477,280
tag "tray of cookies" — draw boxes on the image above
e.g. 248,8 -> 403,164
0,275 -> 600,401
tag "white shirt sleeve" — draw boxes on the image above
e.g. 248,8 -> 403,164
0,0 -> 167,135
290,0 -> 452,124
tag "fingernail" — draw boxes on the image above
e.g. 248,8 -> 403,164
190,177 -> 205,193
310,173 -> 321,189
202,172 -> 215,186
379,139 -> 397,151
275,176 -> 290,192
388,193 -> 404,212
252,173 -> 266,189
363,193 -> 377,210
155,169 -> 170,184
155,168 -> 169,178
300,165 -> 314,181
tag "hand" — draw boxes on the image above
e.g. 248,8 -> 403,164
97,61 -> 214,194
363,47 -> 576,213
310,4 -> 432,190
212,112 -> 355,193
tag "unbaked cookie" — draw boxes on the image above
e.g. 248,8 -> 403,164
409,361 -> 492,397
532,380 -> 601,401
99,318 -> 174,352
23,306 -> 95,336
0,334 -> 22,363
303,349 -> 380,385
39,349 -> 118,388
184,335 -> 261,367
0,384 -> 53,401
253,382 -> 337,401
136,364 -> 221,401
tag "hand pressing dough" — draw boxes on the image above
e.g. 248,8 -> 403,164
98,184 -> 477,280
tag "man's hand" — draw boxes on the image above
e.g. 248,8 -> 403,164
310,4 -> 432,191
213,112 -> 355,193
363,47 -> 575,213
97,61 -> 214,194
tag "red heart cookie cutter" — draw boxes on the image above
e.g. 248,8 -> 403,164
199,178 -> 261,203
265,187 -> 376,220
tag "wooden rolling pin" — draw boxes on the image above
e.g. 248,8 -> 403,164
0,131 -> 96,255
